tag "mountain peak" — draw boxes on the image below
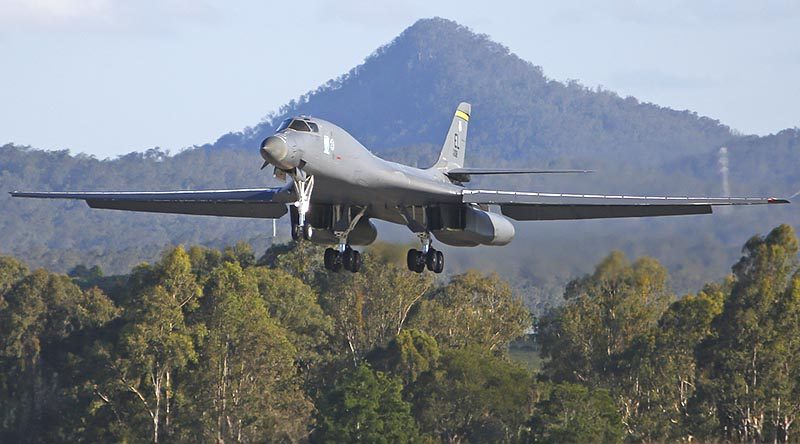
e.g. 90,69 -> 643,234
400,17 -> 487,44
386,17 -> 514,66
214,17 -> 734,170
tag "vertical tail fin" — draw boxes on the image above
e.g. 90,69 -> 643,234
431,102 -> 470,171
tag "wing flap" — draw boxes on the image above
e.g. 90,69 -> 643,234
501,203 -> 711,220
464,190 -> 789,221
85,200 -> 287,218
11,187 -> 293,219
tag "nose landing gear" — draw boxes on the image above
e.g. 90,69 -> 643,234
289,170 -> 314,241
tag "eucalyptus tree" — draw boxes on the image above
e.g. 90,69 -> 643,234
410,270 -> 530,351
539,251 -> 672,385
697,224 -> 800,442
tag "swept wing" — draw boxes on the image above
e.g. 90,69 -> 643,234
463,189 -> 789,220
10,187 -> 293,218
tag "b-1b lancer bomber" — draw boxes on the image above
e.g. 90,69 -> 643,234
12,103 -> 789,273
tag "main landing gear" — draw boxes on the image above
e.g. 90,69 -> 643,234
324,245 -> 362,273
323,207 -> 367,273
407,233 -> 444,274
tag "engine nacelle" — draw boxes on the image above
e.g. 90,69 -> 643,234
432,206 -> 515,246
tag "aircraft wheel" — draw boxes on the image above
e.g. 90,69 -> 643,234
349,250 -> 362,273
407,249 -> 418,272
433,250 -> 444,274
302,223 -> 313,241
342,246 -> 354,271
425,248 -> 437,271
414,251 -> 426,273
291,223 -> 300,241
324,248 -> 337,270
330,254 -> 343,272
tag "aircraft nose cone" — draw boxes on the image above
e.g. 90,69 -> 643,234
260,136 -> 288,164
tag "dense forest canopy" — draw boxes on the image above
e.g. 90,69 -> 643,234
1,17 -> 798,308
2,225 -> 799,442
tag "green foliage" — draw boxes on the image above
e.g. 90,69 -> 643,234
193,261 -> 312,442
99,246 -> 203,442
695,224 -> 800,442
2,224 -> 800,442
371,329 -> 441,385
0,256 -> 28,299
248,266 -> 332,368
316,250 -> 434,362
529,383 -> 623,444
612,281 -> 727,440
539,251 -> 672,384
315,364 -> 419,443
411,270 -> 531,351
410,345 -> 535,442
0,263 -> 118,443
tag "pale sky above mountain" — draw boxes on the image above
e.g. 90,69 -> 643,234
1,0 -> 798,158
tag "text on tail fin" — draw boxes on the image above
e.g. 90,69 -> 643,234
433,102 -> 471,171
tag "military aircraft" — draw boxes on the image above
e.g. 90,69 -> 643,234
11,102 -> 789,274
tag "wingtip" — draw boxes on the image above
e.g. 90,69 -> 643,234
768,197 -> 791,204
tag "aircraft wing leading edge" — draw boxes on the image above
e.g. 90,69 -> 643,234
10,187 -> 293,218
463,190 -> 789,221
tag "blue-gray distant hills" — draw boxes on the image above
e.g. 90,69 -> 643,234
1,18 -> 797,308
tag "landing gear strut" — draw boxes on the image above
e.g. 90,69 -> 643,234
289,171 -> 314,241
407,233 -> 444,274
322,207 -> 367,273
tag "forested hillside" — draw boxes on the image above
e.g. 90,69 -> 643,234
215,18 -> 735,169
2,225 -> 799,442
1,18 -> 797,308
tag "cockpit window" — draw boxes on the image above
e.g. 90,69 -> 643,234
275,118 -> 292,132
289,119 -> 311,132
307,121 -> 319,132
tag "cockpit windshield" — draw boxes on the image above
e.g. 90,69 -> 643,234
289,119 -> 312,132
276,118 -> 318,133
275,118 -> 292,132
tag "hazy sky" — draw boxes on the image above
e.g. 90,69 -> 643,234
1,0 -> 798,158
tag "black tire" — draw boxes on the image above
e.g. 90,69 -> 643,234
290,207 -> 299,241
349,250 -> 362,273
342,247 -> 353,271
331,255 -> 342,272
407,249 -> 418,271
324,248 -> 337,270
426,248 -> 436,271
434,250 -> 444,274
302,223 -> 313,241
414,251 -> 426,273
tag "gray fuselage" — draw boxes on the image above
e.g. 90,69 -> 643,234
262,117 -> 464,226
